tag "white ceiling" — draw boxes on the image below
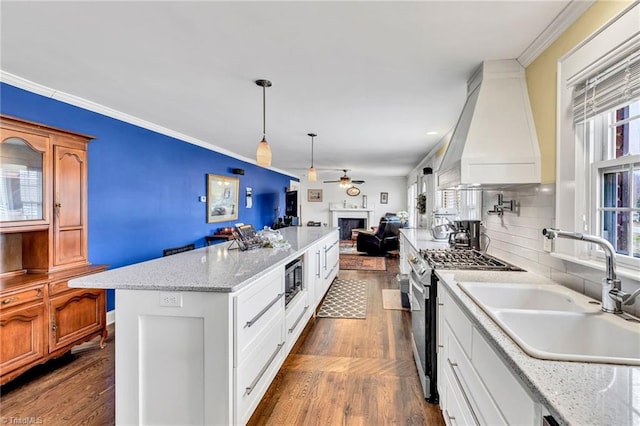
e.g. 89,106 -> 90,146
1,1 -> 580,180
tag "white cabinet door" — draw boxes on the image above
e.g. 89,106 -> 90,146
322,232 -> 339,287
306,241 -> 323,310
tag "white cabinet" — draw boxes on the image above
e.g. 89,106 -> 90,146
440,285 -> 542,426
306,230 -> 339,311
115,263 -> 312,426
322,235 -> 339,289
285,290 -> 310,353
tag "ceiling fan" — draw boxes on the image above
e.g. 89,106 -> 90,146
323,169 -> 365,187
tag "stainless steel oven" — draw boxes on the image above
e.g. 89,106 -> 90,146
407,247 -> 439,403
407,247 -> 525,404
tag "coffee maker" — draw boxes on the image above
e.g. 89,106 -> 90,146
449,220 -> 482,250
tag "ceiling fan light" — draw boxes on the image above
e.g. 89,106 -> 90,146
257,137 -> 272,166
308,166 -> 317,182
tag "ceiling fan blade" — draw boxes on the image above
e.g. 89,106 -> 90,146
323,180 -> 340,183
352,180 -> 365,184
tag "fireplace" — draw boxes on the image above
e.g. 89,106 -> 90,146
329,207 -> 375,233
338,218 -> 366,240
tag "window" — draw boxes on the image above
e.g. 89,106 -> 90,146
582,102 -> 640,260
573,50 -> 640,265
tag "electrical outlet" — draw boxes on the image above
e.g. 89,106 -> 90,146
543,238 -> 552,253
159,292 -> 183,307
199,195 -> 206,202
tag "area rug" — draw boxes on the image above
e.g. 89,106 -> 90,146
317,278 -> 367,319
339,241 -> 359,254
339,254 -> 386,271
382,289 -> 409,311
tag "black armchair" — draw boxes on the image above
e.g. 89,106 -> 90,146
356,216 -> 401,256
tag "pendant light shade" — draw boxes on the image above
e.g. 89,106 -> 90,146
255,79 -> 272,167
307,133 -> 317,182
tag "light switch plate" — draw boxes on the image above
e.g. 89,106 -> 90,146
199,195 -> 206,202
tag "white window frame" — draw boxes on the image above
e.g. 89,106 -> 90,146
556,3 -> 640,278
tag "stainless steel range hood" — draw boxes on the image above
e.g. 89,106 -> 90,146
437,59 -> 541,189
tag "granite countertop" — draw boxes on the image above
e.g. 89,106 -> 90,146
400,227 -> 449,250
401,228 -> 639,425
69,227 -> 337,293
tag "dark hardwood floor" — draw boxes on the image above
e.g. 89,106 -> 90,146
248,255 -> 445,425
0,324 -> 116,425
0,255 -> 444,426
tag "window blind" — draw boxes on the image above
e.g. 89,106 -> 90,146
572,48 -> 640,123
441,189 -> 459,211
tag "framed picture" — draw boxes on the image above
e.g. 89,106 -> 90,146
207,174 -> 239,223
308,189 -> 323,202
380,192 -> 388,204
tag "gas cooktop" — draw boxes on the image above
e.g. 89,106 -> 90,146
420,249 -> 525,271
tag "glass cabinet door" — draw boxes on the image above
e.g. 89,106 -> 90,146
0,135 -> 46,222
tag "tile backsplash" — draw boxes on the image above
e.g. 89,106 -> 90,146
481,184 -> 640,317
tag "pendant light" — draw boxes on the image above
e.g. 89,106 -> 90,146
255,79 -> 272,167
307,133 -> 317,182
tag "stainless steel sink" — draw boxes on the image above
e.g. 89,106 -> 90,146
458,282 -> 640,365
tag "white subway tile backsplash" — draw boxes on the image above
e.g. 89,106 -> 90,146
481,184 -> 637,315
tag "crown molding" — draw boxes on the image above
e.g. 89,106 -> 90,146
518,0 -> 596,67
0,71 -> 299,179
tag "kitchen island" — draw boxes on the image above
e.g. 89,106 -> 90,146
401,228 -> 640,426
70,226 -> 340,425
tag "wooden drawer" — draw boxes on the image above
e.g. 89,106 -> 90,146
49,279 -> 73,296
234,267 -> 284,366
235,313 -> 286,425
0,286 -> 45,311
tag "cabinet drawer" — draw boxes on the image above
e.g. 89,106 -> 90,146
443,360 -> 477,426
445,295 -> 473,357
471,327 -> 537,426
49,280 -> 73,296
0,286 -> 44,311
285,291 -> 309,352
235,313 -> 286,425
446,323 -> 506,426
234,267 -> 284,366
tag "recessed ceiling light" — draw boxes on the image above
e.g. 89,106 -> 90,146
427,131 -> 438,136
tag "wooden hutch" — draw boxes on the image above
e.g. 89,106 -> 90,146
0,115 -> 107,385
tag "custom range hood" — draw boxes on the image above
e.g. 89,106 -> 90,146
437,59 -> 541,189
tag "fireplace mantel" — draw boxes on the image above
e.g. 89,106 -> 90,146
329,208 -> 376,229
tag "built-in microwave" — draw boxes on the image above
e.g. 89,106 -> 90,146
284,257 -> 304,307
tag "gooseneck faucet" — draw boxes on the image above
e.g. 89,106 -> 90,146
542,228 -> 640,314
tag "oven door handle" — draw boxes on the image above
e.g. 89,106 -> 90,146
411,279 -> 424,295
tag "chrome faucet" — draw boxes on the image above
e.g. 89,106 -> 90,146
487,194 -> 515,216
542,228 -> 640,314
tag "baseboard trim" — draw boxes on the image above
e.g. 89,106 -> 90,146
107,310 -> 115,325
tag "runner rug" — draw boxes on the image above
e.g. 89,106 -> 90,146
317,278 -> 367,319
339,254 -> 386,271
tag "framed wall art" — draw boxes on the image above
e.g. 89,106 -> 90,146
380,192 -> 388,204
207,174 -> 239,223
307,189 -> 323,202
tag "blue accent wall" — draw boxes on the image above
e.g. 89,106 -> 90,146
1,83 -> 296,311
